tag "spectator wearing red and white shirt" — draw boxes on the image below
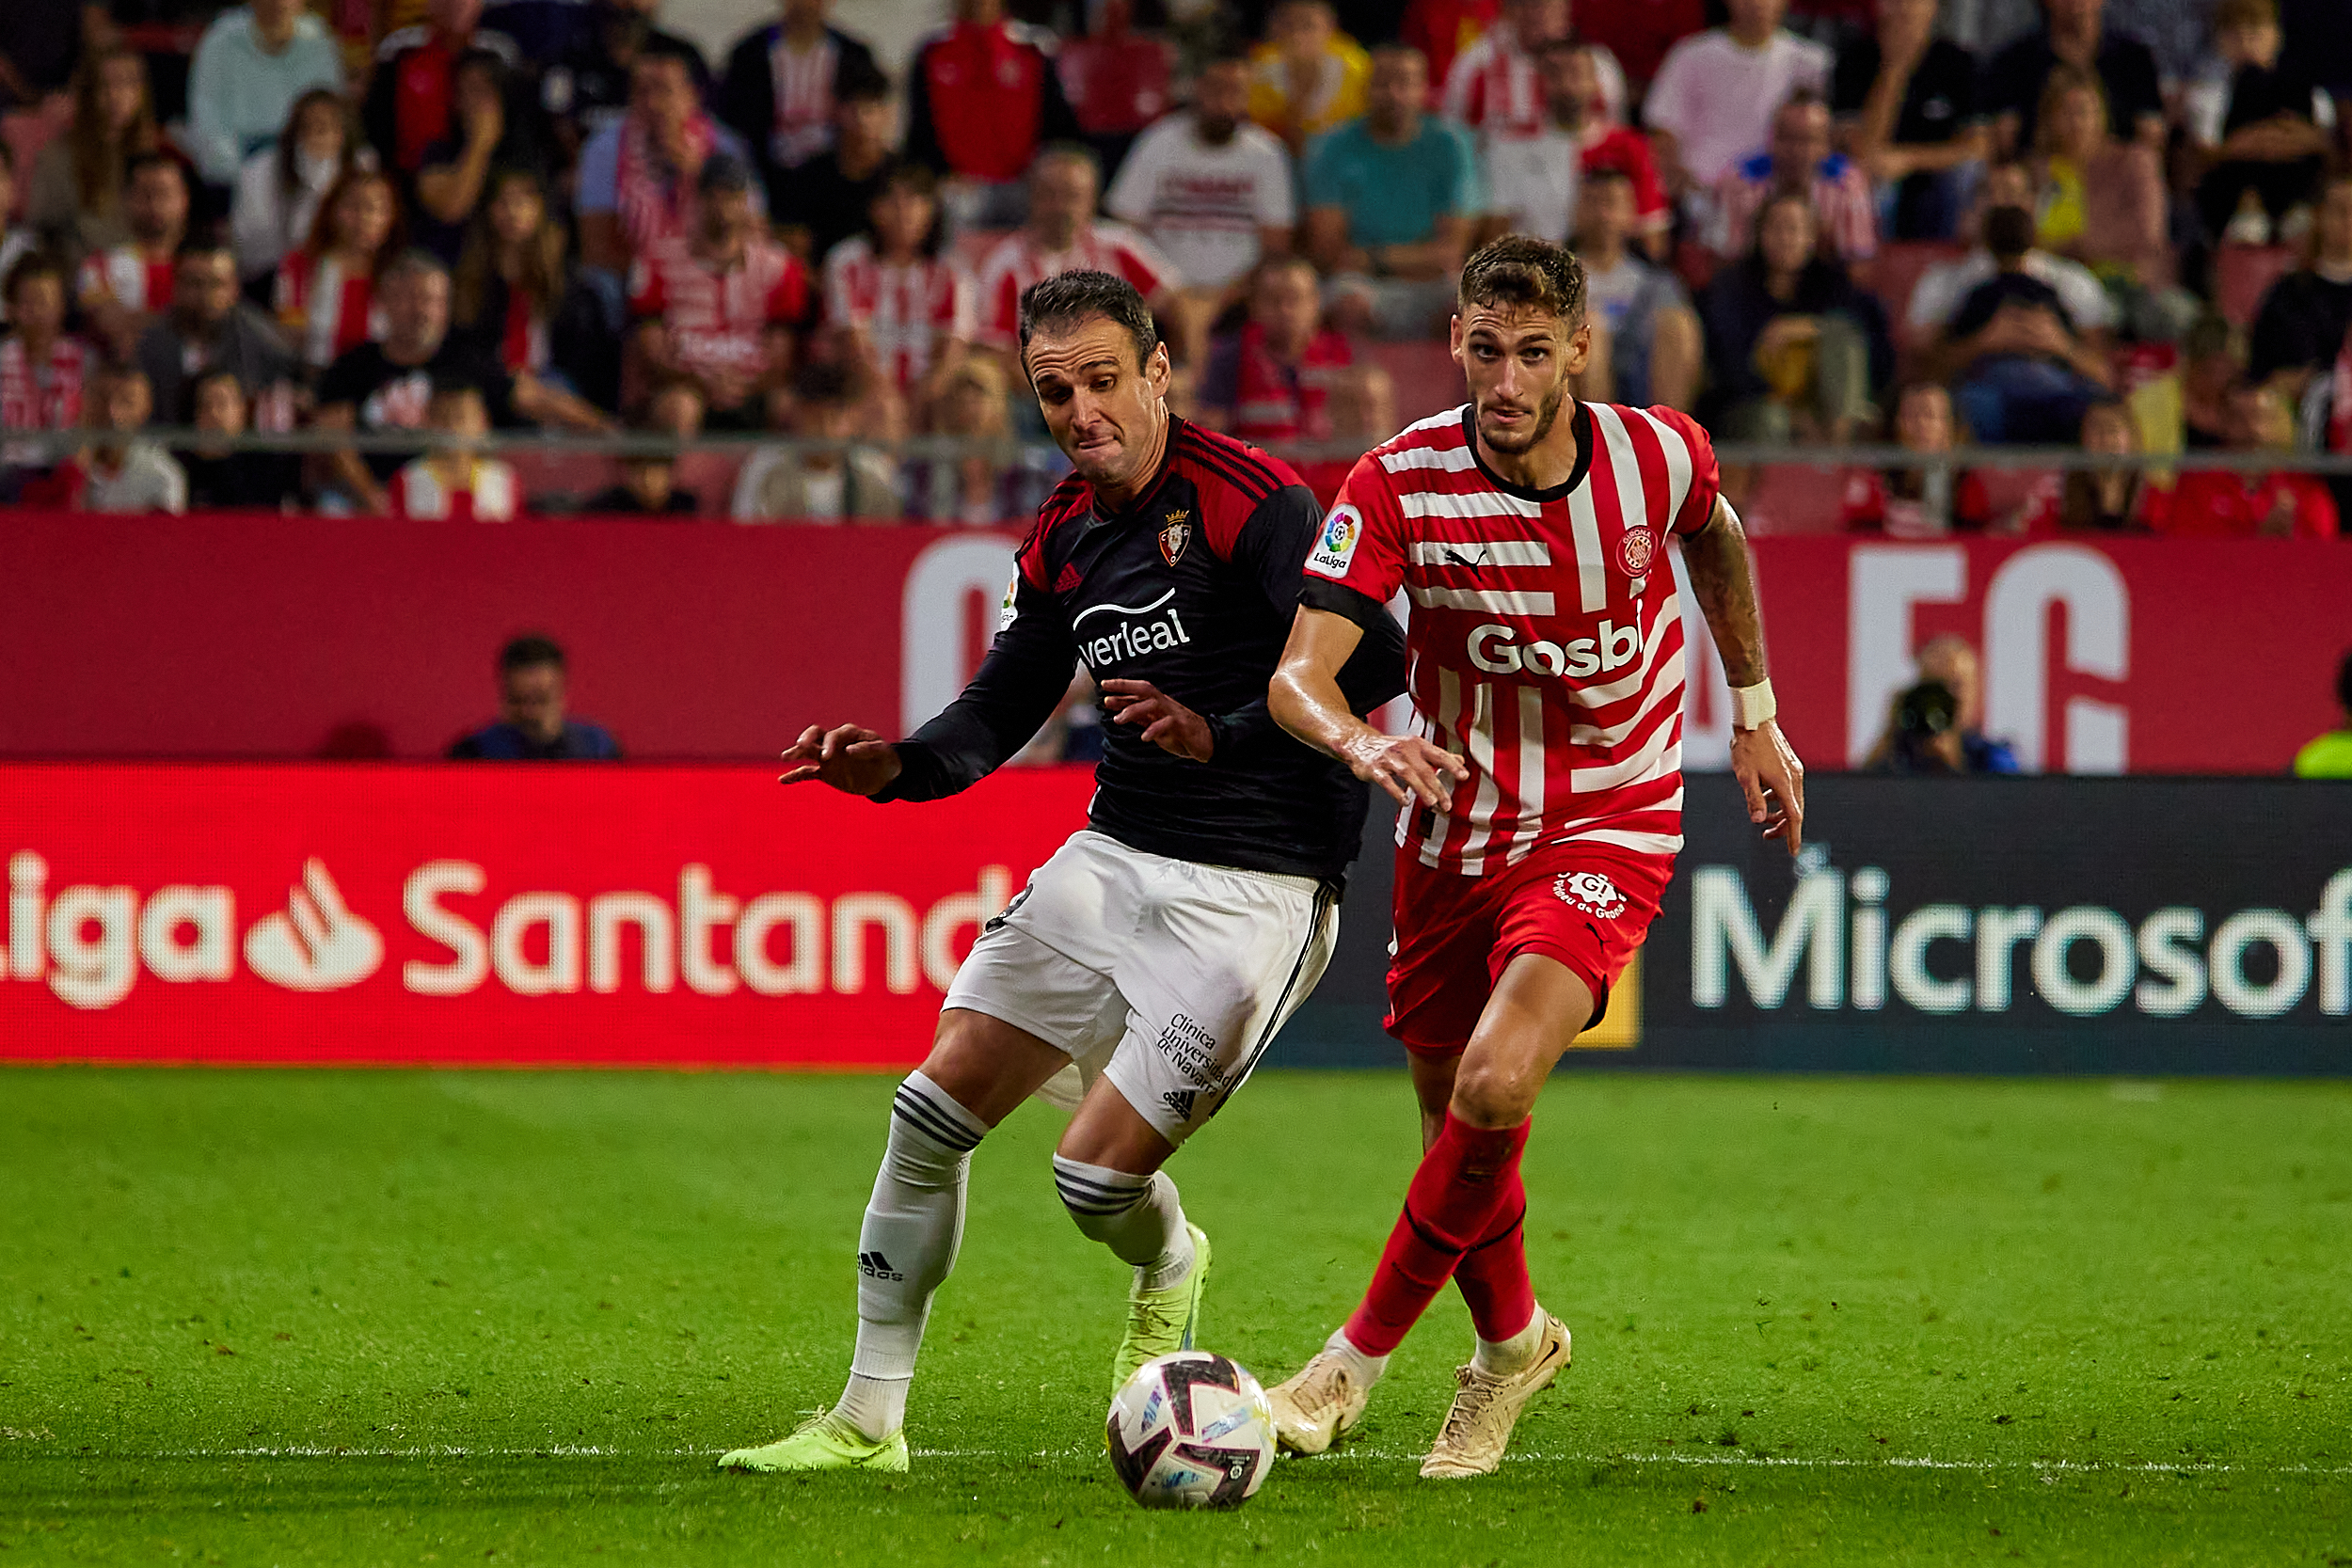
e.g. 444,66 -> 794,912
1195,256 -> 1353,443
362,0 -> 522,181
823,165 -> 976,410
275,167 -> 400,371
1,254 -> 93,478
1486,40 -> 1668,256
973,148 -> 1177,352
1708,91 -> 1879,268
389,381 -> 520,520
629,153 -> 812,425
75,152 -> 188,358
716,0 -> 882,178
1442,0 -> 1627,144
1399,0 -> 1500,95
1839,383 -> 1994,536
904,0 -> 1082,228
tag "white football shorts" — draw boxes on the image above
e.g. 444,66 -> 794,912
944,830 -> 1340,1145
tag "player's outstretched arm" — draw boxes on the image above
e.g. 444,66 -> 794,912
1681,497 -> 1806,855
779,723 -> 904,796
1272,606 -> 1467,811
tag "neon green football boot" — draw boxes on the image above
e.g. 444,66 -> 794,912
1110,1223 -> 1213,1394
718,1411 -> 910,1474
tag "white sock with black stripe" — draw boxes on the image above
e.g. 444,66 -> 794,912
1051,1156 -> 1195,1292
834,1070 -> 987,1441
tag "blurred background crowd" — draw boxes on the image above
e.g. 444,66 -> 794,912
3,0 -> 2351,532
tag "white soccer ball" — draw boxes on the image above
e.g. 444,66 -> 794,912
1105,1351 -> 1277,1511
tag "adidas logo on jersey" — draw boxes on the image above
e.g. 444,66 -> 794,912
1160,1088 -> 1199,1123
857,1250 -> 904,1282
1468,619 -> 1643,679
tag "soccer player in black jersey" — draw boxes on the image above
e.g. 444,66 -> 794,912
719,272 -> 1404,1474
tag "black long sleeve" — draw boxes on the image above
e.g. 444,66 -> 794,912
874,571 -> 1076,802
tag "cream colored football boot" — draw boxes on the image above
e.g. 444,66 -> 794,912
1419,1312 -> 1571,1479
1265,1348 -> 1374,1455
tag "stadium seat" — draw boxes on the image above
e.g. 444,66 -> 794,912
1367,339 -> 1465,426
2215,244 -> 2296,329
1872,240 -> 1965,346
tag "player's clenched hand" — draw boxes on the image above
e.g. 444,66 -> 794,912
1731,719 -> 1805,857
1340,732 -> 1468,811
779,723 -> 903,796
1100,679 -> 1215,762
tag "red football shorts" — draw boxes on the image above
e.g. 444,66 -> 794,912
1384,839 -> 1675,1054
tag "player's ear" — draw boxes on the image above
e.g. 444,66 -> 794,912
1564,315 -> 1593,377
1448,313 -> 1464,364
1144,339 -> 1172,393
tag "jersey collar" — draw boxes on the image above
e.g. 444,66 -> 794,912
1462,401 -> 1591,504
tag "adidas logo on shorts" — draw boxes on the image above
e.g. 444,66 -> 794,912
1160,1088 -> 1199,1122
857,1250 -> 904,1282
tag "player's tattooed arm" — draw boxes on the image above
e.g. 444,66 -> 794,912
1679,495 -> 1768,689
1272,604 -> 1468,810
1682,496 -> 1806,855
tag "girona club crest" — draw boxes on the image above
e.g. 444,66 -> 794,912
1159,509 -> 1192,567
1618,527 -> 1656,578
1554,871 -> 1627,920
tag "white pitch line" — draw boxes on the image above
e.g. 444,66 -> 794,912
103,1446 -> 2350,1479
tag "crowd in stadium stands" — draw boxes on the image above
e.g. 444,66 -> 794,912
2,0 -> 2351,535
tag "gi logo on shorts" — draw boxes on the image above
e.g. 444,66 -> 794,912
1618,527 -> 1656,578
1307,505 -> 1362,578
1159,508 -> 1192,566
1554,871 -> 1626,920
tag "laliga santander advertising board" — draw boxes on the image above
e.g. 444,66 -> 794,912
0,765 -> 1096,1066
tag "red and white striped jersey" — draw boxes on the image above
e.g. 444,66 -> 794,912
389,456 -> 518,521
822,238 -> 975,396
0,334 -> 92,433
76,246 -> 176,315
275,252 -> 387,370
766,33 -> 838,167
1440,29 -> 1627,140
1306,401 -> 1720,874
629,239 -> 811,383
973,221 -> 1175,348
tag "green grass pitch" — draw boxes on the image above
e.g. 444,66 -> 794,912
2,1068 -> 2347,1566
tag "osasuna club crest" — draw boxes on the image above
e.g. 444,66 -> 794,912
1159,508 -> 1192,567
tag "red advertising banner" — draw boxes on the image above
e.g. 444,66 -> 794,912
0,512 -> 2345,774
0,764 -> 1095,1067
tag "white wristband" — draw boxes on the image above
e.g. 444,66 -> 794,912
1729,678 -> 1776,732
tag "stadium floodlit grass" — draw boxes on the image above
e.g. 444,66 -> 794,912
2,1069 -> 2346,1565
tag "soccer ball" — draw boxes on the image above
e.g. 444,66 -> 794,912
1105,1351 -> 1277,1511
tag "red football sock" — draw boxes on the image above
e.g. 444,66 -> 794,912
1452,1169 -> 1537,1344
1343,1111 -> 1530,1357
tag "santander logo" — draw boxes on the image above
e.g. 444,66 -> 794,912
243,860 -> 384,991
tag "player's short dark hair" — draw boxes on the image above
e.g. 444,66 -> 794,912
500,634 -> 565,674
1018,269 -> 1161,374
1458,235 -> 1585,325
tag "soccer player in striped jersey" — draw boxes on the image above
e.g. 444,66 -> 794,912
1263,235 -> 1805,1478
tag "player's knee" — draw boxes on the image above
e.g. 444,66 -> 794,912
1449,1058 -> 1538,1130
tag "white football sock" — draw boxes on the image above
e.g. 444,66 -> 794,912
1327,1326 -> 1391,1387
1050,1156 -> 1195,1291
835,1070 -> 986,1440
1473,1309 -> 1545,1377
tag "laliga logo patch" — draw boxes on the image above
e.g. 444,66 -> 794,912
1307,505 -> 1362,578
1554,871 -> 1626,921
1159,508 -> 1192,567
1618,527 -> 1656,578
